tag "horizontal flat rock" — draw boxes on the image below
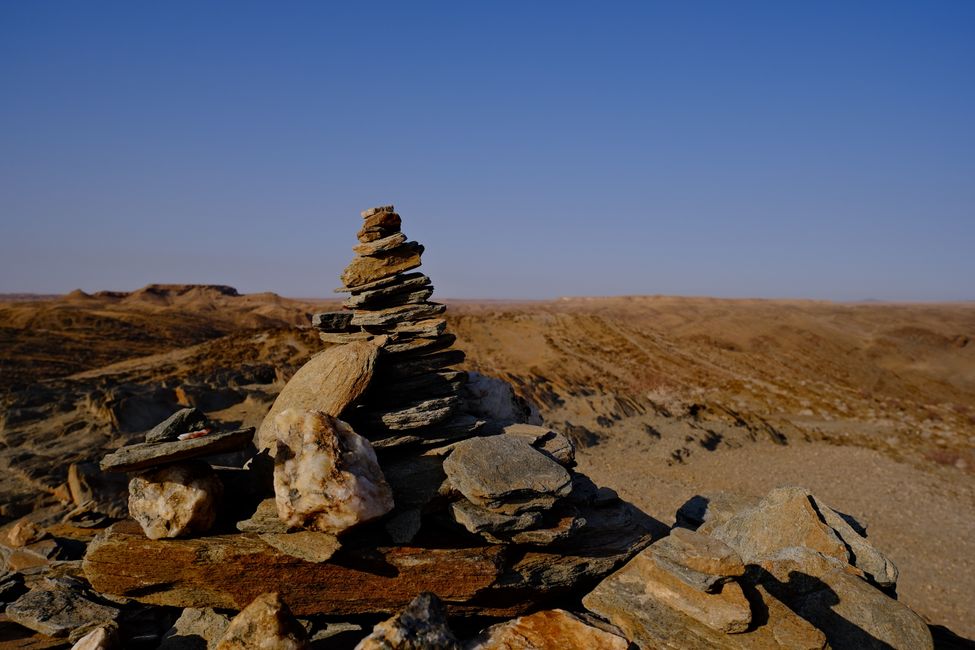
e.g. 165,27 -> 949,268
382,333 -> 456,355
350,302 -> 446,328
343,274 -> 432,309
359,395 -> 461,431
369,414 -> 486,449
345,287 -> 434,311
320,330 -> 373,344
353,232 -> 407,256
361,205 -> 395,218
340,242 -> 424,290
82,512 -> 654,617
335,271 -> 426,295
100,428 -> 255,473
377,349 -> 467,380
311,311 -> 354,332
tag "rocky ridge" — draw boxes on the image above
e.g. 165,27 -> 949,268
0,206 -> 952,648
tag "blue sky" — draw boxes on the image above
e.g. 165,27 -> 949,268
1,2 -> 973,299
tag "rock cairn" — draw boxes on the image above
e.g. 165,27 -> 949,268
312,205 -> 474,449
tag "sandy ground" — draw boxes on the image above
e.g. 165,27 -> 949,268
577,438 -> 975,639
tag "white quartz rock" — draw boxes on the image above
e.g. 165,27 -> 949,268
273,409 -> 394,534
128,462 -> 222,540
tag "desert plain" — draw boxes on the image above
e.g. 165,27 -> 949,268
0,285 -> 973,642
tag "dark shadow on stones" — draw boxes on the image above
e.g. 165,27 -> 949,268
930,625 -> 975,650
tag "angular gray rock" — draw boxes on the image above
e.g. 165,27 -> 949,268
650,527 -> 745,592
159,607 -> 231,650
502,423 -> 576,466
350,302 -> 447,327
354,592 -> 459,650
144,408 -> 212,443
6,579 -> 120,640
311,311 -> 354,332
443,435 -> 572,514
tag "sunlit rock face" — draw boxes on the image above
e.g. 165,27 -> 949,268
128,461 -> 222,540
273,409 -> 394,534
214,592 -> 309,650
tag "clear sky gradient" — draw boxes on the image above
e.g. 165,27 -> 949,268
1,2 -> 973,300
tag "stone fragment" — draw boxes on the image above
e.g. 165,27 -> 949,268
320,330 -> 374,344
273,410 -> 393,534
128,462 -> 222,540
507,509 -> 586,546
450,499 -> 543,536
311,311 -> 354,332
145,408 -> 211,443
338,270 -> 420,295
351,302 -> 446,328
5,519 -> 47,547
6,580 -> 119,639
362,395 -> 460,431
215,592 -> 309,650
236,498 -> 288,534
584,548 -> 751,635
1,537 -> 66,571
709,486 -> 897,588
159,607 -> 231,650
100,427 -> 254,473
341,242 -> 424,289
382,333 -> 455,355
650,528 -> 745,592
358,211 -> 402,242
353,232 -> 407,255
468,609 -> 629,650
675,491 -> 760,533
258,532 -> 341,563
502,424 -> 575,466
387,317 -> 447,337
66,463 -> 128,519
463,373 -> 540,426
257,341 -> 379,455
0,570 -> 27,604
443,435 -> 572,514
71,626 -> 117,650
371,370 -> 467,404
348,287 -> 435,312
354,592 -> 459,650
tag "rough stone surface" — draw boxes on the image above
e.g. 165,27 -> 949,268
584,548 -> 751,634
357,210 -> 402,242
382,332 -> 455,355
343,273 -> 431,309
676,492 -> 760,533
340,242 -> 424,289
709,487 -> 897,589
311,311 -> 354,332
5,519 -> 47,547
651,527 -> 745,592
443,435 -> 572,513
350,302 -> 446,328
468,609 -> 630,650
6,580 -> 119,640
756,546 -> 932,650
354,592 -> 459,650
128,462 -> 222,540
159,608 -> 231,650
144,407 -> 211,443
361,205 -> 395,219
353,232 -> 407,256
214,592 -> 309,650
379,350 -> 467,380
236,498 -> 288,534
100,427 -> 254,473
258,531 -> 341,563
363,395 -> 460,431
83,505 -> 652,617
451,499 -> 543,536
273,410 -> 393,534
66,463 -> 128,519
502,424 -> 576,466
257,341 -> 379,455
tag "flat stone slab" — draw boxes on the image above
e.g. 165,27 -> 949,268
350,302 -> 446,328
84,503 -> 655,617
340,242 -> 424,290
100,428 -> 255,473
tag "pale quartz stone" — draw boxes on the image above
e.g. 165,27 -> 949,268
273,409 -> 394,534
128,461 -> 221,540
215,592 -> 309,650
71,627 -> 116,650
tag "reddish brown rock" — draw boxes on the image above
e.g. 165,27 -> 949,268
340,242 -> 424,290
468,609 -> 630,650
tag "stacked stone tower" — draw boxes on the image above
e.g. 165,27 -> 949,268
311,205 -> 476,448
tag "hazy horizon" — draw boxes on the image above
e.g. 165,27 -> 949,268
2,2 -> 973,301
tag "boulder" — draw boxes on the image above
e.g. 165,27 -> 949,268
443,435 -> 572,514
354,592 -> 459,650
128,461 -> 222,540
214,592 -> 309,650
468,609 -> 630,650
272,410 -> 393,534
257,341 -> 380,455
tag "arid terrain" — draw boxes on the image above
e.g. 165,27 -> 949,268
1,286 -> 973,641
